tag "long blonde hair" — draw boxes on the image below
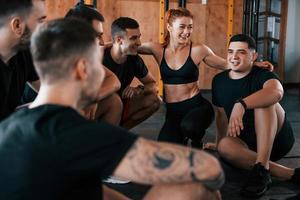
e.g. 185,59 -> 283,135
163,7 -> 193,47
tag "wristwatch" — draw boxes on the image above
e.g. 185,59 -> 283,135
236,98 -> 247,110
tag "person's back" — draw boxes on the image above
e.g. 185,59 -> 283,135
0,105 -> 137,200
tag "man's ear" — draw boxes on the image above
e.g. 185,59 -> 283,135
252,52 -> 258,61
114,34 -> 123,45
74,58 -> 88,81
10,17 -> 25,37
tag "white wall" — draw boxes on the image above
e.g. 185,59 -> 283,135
285,0 -> 300,83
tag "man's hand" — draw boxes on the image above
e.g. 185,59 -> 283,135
254,61 -> 274,71
122,86 -> 143,99
82,103 -> 98,120
227,103 -> 245,137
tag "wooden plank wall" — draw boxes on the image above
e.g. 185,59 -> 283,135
45,0 -> 243,89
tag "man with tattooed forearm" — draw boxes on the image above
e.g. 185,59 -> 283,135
0,18 -> 224,200
114,138 -> 224,199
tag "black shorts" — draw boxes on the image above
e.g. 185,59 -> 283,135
239,114 -> 295,161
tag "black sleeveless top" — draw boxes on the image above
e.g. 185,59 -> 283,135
160,43 -> 199,84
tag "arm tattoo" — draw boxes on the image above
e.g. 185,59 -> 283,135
124,139 -> 224,189
153,151 -> 175,170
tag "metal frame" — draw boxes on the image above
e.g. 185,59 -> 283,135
243,0 -> 260,41
82,0 -> 97,7
178,0 -> 186,8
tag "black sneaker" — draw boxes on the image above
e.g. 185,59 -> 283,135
290,167 -> 300,184
240,163 -> 272,198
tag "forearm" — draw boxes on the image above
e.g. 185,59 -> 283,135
243,88 -> 283,109
143,83 -> 158,95
98,79 -> 121,100
114,138 -> 224,190
203,55 -> 228,71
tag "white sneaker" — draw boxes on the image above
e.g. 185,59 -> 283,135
103,176 -> 131,184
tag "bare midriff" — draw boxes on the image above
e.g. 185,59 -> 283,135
163,81 -> 200,103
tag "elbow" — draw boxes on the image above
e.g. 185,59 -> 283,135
115,81 -> 121,91
277,88 -> 284,101
272,88 -> 284,102
198,155 -> 225,191
207,157 -> 225,190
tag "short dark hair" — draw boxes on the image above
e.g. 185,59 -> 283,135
229,34 -> 257,50
111,17 -> 139,40
0,0 -> 33,27
31,18 -> 98,83
65,2 -> 104,24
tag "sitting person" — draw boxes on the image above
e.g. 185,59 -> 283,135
103,17 -> 161,129
0,18 -> 224,200
0,0 -> 46,121
212,34 -> 298,198
65,3 -> 122,125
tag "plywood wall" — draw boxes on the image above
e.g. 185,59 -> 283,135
45,0 -> 243,89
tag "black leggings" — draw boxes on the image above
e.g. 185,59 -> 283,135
158,92 -> 214,145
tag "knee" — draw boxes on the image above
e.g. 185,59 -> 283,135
217,137 -> 235,160
180,118 -> 206,141
144,93 -> 161,112
254,104 -> 276,116
180,107 -> 214,141
110,93 -> 123,112
184,184 -> 221,200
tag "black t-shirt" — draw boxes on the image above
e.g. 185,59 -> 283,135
212,66 -> 280,132
103,47 -> 148,95
0,50 -> 38,121
0,105 -> 138,200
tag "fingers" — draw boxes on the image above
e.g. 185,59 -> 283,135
203,143 -> 217,151
227,118 -> 244,137
122,87 -> 137,99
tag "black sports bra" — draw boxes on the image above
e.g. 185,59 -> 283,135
160,42 -> 199,84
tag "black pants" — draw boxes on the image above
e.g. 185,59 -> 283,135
158,92 -> 214,145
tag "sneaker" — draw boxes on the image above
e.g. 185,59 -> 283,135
103,176 -> 130,184
240,163 -> 272,198
290,167 -> 300,184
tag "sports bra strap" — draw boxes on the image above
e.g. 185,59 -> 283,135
189,42 -> 193,56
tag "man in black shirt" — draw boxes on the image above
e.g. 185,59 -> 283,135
104,17 -> 160,129
0,0 -> 46,121
0,18 -> 224,200
212,34 -> 298,198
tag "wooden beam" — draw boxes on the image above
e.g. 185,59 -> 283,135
227,0 -> 234,45
158,0 -> 166,96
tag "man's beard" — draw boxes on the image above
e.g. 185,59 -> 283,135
14,25 -> 31,51
78,88 -> 99,110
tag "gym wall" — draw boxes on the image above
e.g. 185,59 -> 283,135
46,0 -> 243,89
